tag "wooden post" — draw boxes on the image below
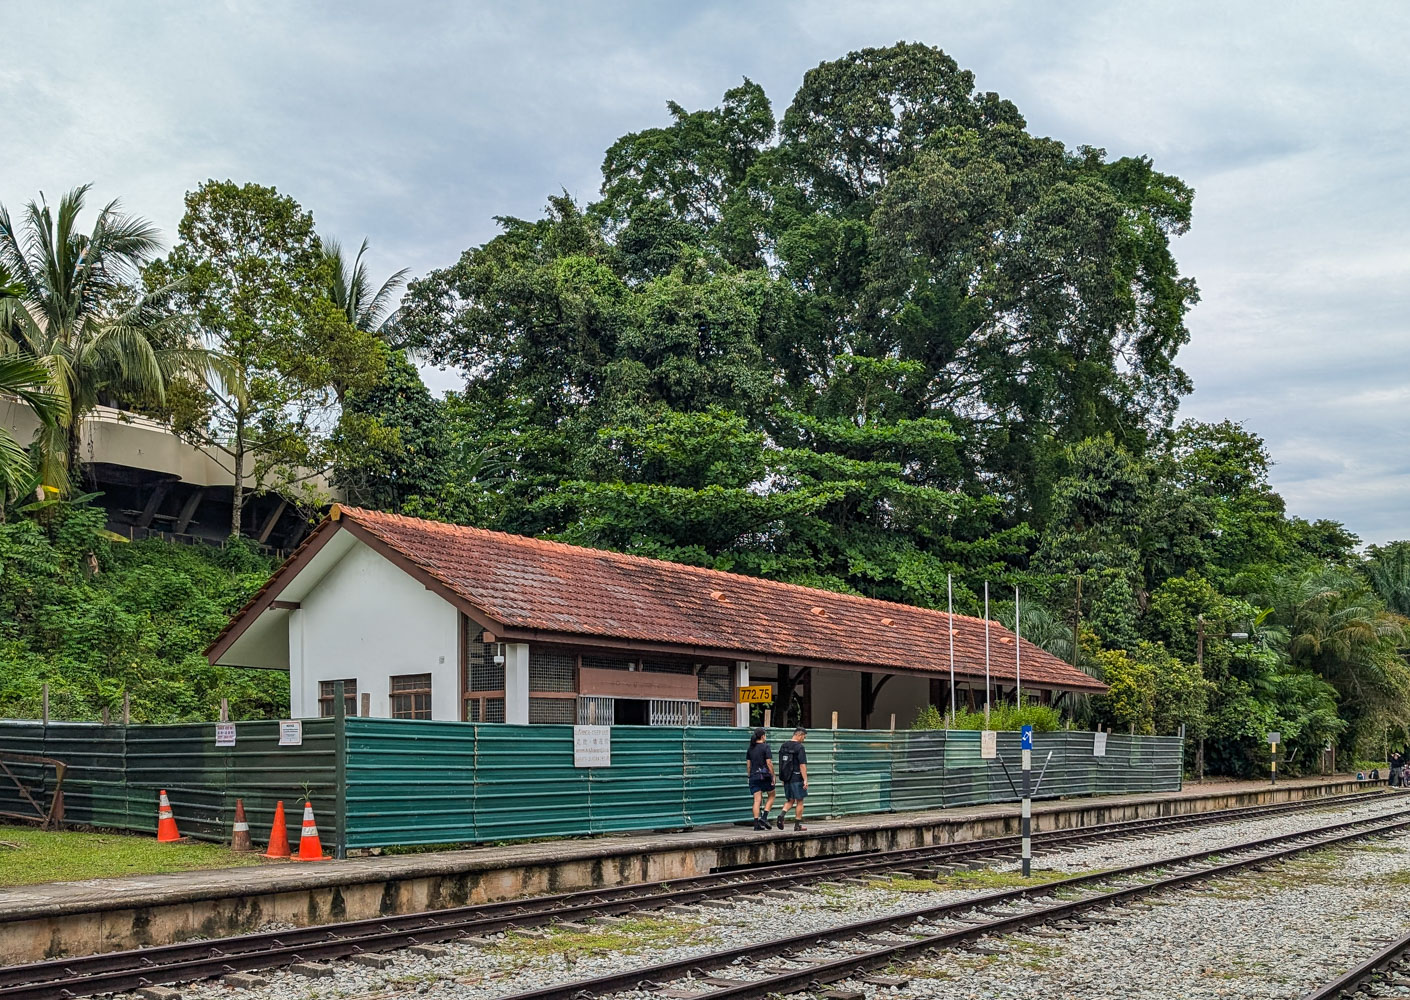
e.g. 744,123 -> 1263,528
890,713 -> 896,732
219,698 -> 229,723
360,692 -> 371,718
100,706 -> 110,725
831,711 -> 839,730
42,683 -> 49,725
763,708 -> 772,729
122,691 -> 131,725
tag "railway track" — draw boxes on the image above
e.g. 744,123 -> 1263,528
1300,927 -> 1410,999
497,808 -> 1410,1000
0,792 -> 1396,1000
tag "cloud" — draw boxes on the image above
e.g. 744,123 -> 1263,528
4,1 -> 1406,540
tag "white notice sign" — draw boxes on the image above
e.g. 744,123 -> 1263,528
980,730 -> 997,760
278,719 -> 303,746
574,725 -> 611,768
1094,731 -> 1108,757
215,722 -> 236,748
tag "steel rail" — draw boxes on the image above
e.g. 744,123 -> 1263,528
0,792 -> 1393,999
1297,928 -> 1410,999
495,811 -> 1410,1000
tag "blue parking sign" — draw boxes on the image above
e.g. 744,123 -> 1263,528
1020,724 -> 1033,750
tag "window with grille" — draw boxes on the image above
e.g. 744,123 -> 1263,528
701,706 -> 735,727
697,665 -> 732,702
480,697 -> 505,723
642,659 -> 692,674
318,679 -> 357,718
577,696 -> 615,725
467,630 -> 505,692
529,647 -> 575,692
529,697 -> 576,724
390,673 -> 432,720
649,699 -> 701,726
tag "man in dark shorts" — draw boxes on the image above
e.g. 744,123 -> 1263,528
746,726 -> 776,830
776,726 -> 809,831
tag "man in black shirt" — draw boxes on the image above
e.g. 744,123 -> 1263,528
777,727 -> 809,831
745,727 -> 776,830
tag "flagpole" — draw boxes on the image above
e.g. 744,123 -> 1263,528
984,581 -> 991,726
947,573 -> 956,725
1015,584 -> 1022,706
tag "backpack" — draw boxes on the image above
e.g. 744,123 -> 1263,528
779,742 -> 801,782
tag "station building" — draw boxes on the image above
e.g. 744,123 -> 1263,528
207,506 -> 1105,728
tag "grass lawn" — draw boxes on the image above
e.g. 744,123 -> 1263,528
0,825 -> 266,886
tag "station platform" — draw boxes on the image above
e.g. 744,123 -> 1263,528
0,775 -> 1385,962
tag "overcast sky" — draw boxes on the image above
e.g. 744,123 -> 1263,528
5,2 -> 1408,542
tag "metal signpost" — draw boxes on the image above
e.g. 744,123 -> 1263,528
1020,724 -> 1034,876
1268,730 -> 1281,785
987,725 -> 1051,878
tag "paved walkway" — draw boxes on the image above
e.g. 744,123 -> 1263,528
0,775 -> 1382,920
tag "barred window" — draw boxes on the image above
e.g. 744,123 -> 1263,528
390,673 -> 432,720
698,665 -> 733,703
529,697 -> 576,724
318,679 -> 357,718
467,631 -> 504,692
701,706 -> 736,727
529,647 -> 575,692
480,697 -> 505,723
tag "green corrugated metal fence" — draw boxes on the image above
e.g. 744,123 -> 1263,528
0,719 -> 1180,850
340,720 -> 1182,848
0,720 -> 338,845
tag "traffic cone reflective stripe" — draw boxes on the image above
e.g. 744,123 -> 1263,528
295,801 -> 328,861
261,800 -> 291,859
231,798 -> 253,852
156,789 -> 182,842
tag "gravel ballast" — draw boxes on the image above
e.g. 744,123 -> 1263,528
161,793 -> 1410,1000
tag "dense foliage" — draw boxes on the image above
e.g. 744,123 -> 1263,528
0,504 -> 284,721
1,44 -> 1407,775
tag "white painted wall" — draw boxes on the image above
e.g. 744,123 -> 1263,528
290,540 -> 461,720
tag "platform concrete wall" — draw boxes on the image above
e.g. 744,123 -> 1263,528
292,540 -> 460,720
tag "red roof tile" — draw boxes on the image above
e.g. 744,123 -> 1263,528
279,506 -> 1100,693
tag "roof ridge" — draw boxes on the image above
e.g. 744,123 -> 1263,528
336,505 -> 1003,627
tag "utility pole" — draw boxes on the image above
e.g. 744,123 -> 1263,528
1071,576 -> 1083,669
1195,615 -> 1206,781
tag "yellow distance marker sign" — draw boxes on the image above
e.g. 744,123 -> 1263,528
737,685 -> 774,704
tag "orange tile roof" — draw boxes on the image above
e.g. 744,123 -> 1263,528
232,506 -> 1098,692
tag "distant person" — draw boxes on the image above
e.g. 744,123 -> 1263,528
746,727 -> 776,830
776,726 -> 809,832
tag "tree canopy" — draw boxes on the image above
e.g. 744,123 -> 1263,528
2,43 -> 1407,775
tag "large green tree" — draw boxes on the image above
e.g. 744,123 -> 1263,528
156,181 -> 384,536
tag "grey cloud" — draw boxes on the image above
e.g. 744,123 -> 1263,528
5,0 -> 1407,541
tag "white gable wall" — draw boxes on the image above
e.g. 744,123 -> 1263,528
289,539 -> 461,720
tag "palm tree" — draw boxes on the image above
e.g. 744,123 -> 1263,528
323,237 -> 409,334
0,353 -> 65,503
1365,542 -> 1410,616
0,185 -> 180,483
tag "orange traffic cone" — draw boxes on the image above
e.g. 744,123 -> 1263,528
261,800 -> 291,859
231,798 -> 253,852
295,801 -> 329,861
156,789 -> 182,842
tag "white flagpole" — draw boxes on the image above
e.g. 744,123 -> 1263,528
947,573 -> 956,725
1015,584 -> 1022,706
984,582 -> 991,725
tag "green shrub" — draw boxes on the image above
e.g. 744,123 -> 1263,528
910,701 -> 1061,732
